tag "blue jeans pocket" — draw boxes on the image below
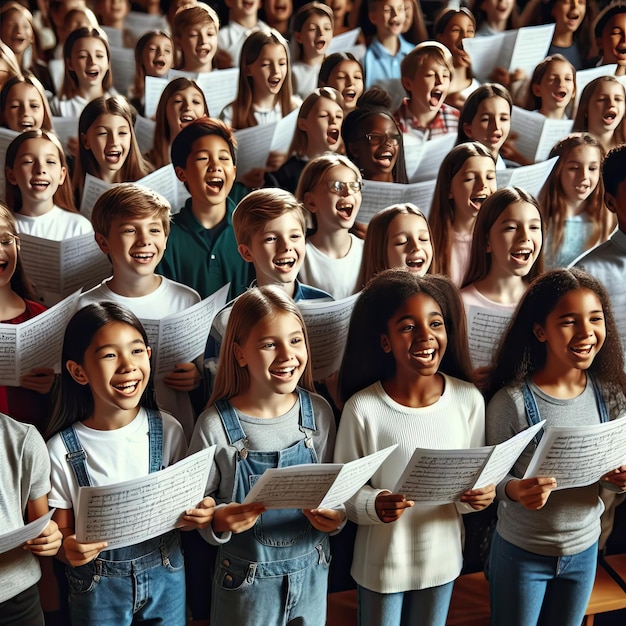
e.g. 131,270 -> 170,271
66,563 -> 99,595
214,561 -> 253,592
164,543 -> 185,573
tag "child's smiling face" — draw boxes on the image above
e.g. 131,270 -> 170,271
82,113 -> 132,182
68,37 -> 109,91
350,114 -> 401,181
369,0 -> 406,39
601,11 -> 626,65
296,13 -> 333,61
325,59 -> 363,110
551,0 -> 586,33
177,20 -> 218,72
298,96 -> 344,154
247,43 -> 288,101
3,82 -> 45,132
402,57 -> 451,117
449,155 -> 497,225
142,34 -> 173,78
587,81 -> 625,135
533,59 -> 575,116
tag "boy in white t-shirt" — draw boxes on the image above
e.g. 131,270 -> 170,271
80,183 -> 202,440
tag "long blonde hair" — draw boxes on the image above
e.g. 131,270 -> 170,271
208,286 -> 314,406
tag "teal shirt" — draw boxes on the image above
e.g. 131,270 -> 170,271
158,197 -> 250,300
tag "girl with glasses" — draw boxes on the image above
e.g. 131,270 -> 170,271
295,153 -> 364,300
342,88 -> 408,183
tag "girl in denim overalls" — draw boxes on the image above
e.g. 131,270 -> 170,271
485,269 -> 626,626
189,286 -> 344,626
46,303 -> 215,625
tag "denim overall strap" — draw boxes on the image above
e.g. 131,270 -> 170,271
147,409 -> 164,473
60,426 -> 93,487
523,376 -> 609,446
589,376 -> 610,423
215,389 -> 325,564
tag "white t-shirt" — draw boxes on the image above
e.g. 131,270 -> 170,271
218,20 -> 268,68
47,408 -> 187,511
79,277 -> 201,440
298,235 -> 364,300
291,62 -> 320,100
14,205 -> 93,240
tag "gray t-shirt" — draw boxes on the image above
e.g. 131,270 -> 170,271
486,379 -> 605,556
0,415 -> 51,602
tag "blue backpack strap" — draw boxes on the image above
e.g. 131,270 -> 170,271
522,380 -> 543,446
59,426 -> 93,488
147,409 -> 164,473
589,376 -> 610,423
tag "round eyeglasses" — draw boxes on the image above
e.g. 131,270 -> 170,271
327,180 -> 363,195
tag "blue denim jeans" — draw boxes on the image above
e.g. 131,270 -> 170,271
489,531 -> 597,626
66,531 -> 185,626
357,581 -> 454,626
211,540 -> 330,626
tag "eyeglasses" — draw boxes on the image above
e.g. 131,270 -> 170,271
0,234 -> 18,246
363,132 -> 401,146
327,180 -> 362,195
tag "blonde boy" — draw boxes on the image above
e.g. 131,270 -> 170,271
396,41 -> 459,142
81,183 -> 202,439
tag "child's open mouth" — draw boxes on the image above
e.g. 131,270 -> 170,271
510,248 -> 532,263
411,348 -> 435,363
206,177 -> 224,192
552,89 -> 568,103
153,59 -> 165,67
179,113 -> 196,125
274,257 -> 296,271
343,88 -> 357,101
602,109 -> 618,125
268,78 -> 281,89
105,150 -> 122,164
574,183 -> 590,195
86,69 -> 100,80
113,380 -> 141,395
0,261 -> 8,273
130,252 -> 155,263
406,257 -> 426,271
570,344 -> 593,356
470,195 -> 487,210
429,89 -> 443,107
30,179 -> 50,191
196,46 -> 211,57
20,119 -> 35,130
327,128 -> 340,144
336,202 -> 354,219
269,366 -> 296,380
315,38 -> 326,50
374,149 -> 394,168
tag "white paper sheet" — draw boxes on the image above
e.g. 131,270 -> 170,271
234,122 -> 276,177
51,116 -> 78,154
326,28 -> 360,54
297,293 -> 359,380
243,446 -> 397,510
134,115 -> 156,155
194,68 -> 240,119
463,24 -> 554,84
359,179 -> 437,223
18,233 -> 111,306
394,423 -> 544,504
409,133 -> 457,183
496,157 -> 558,198
140,284 -> 229,378
75,447 -> 216,549
0,510 -> 55,555
144,76 -> 169,119
466,305 -> 514,369
0,292 -> 80,385
510,107 -> 573,163
523,418 -> 626,490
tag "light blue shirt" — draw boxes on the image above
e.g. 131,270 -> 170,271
364,35 -> 414,89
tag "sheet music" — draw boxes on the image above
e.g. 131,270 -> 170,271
523,418 -> 626,490
141,284 -> 229,378
326,28 -> 360,54
110,47 -> 136,93
234,122 -> 276,176
135,165 -> 180,212
243,446 -> 397,510
134,115 -> 156,155
508,25 -> 555,76
144,76 -> 168,119
270,108 -> 299,153
0,510 -> 55,555
393,423 -> 543,504
510,107 -> 573,163
0,292 -> 80,385
194,68 -> 240,118
80,174 -> 113,217
496,157 -> 558,198
51,117 -> 78,154
574,65 -> 618,108
410,134 -> 457,183
0,127 -> 19,203
76,448 -> 215,549
474,422 -> 545,488
359,180 -> 437,224
466,305 -> 514,369
297,293 -> 359,380
464,25 -> 554,83
19,233 -> 111,305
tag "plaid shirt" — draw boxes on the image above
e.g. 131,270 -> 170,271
395,98 -> 460,142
